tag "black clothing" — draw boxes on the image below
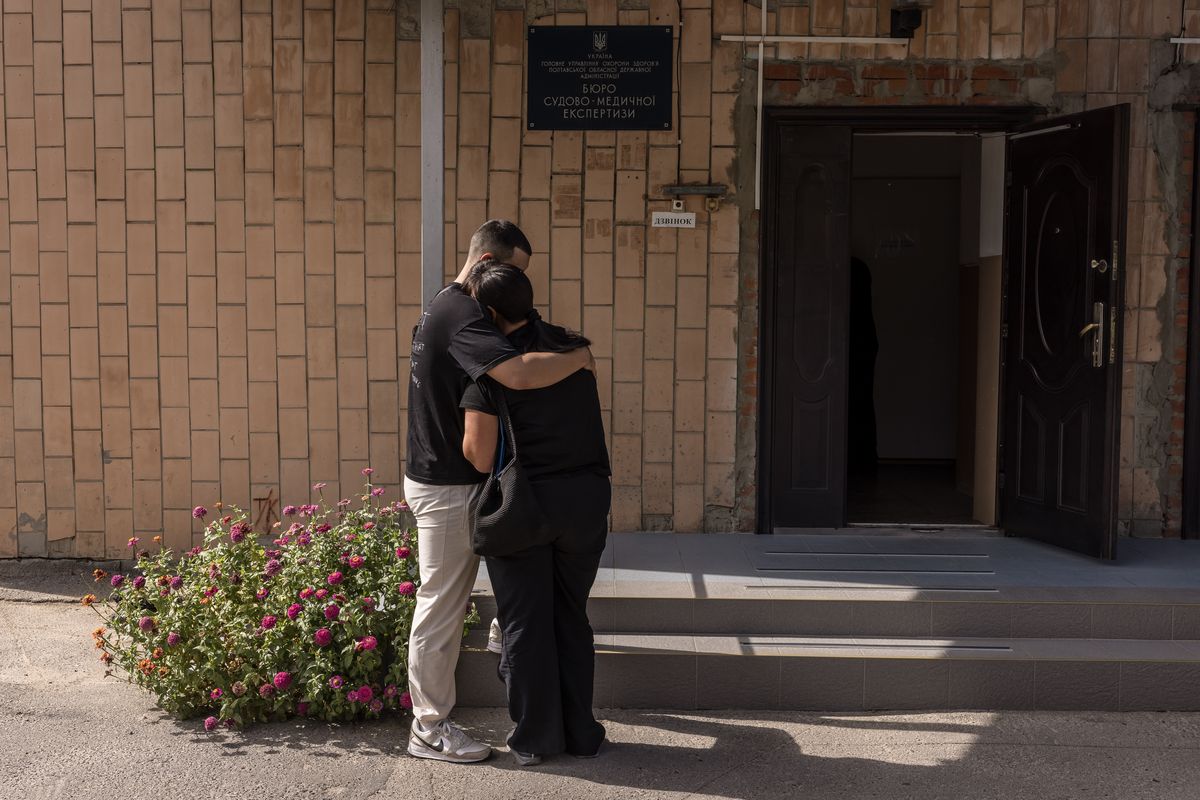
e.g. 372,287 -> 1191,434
462,316 -> 610,756
405,283 -> 519,485
848,258 -> 879,475
487,474 -> 609,755
459,336 -> 609,483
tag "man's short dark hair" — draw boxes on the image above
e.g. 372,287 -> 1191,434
468,219 -> 533,262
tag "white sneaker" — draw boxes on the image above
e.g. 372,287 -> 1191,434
408,718 -> 492,763
487,617 -> 503,654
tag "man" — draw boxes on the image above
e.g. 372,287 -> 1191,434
404,220 -> 592,763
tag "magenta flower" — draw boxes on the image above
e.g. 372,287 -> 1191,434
327,571 -> 343,586
296,701 -> 310,715
138,616 -> 156,632
312,482 -> 327,491
397,581 -> 416,596
329,675 -> 345,690
169,576 -> 183,590
315,588 -> 329,600
210,688 -> 223,701
315,523 -> 332,533
356,684 -> 373,703
260,615 -> 277,630
229,522 -> 248,543
273,671 -> 292,691
256,587 -> 270,601
192,506 -> 207,519
299,587 -> 314,600
337,499 -> 351,508
398,501 -> 410,512
400,691 -> 413,710
282,505 -> 298,516
361,597 -> 376,613
286,603 -> 302,620
371,487 -> 385,497
258,683 -> 275,699
167,631 -> 181,646
384,684 -> 397,698
133,575 -> 146,589
396,547 -> 410,559
361,467 -> 374,476
110,574 -> 125,588
127,537 -> 140,549
348,555 -> 365,569
203,716 -> 218,731
300,504 -> 319,517
370,698 -> 384,713
314,628 -> 333,647
203,585 -> 219,598
159,588 -> 169,597
347,690 -> 360,703
357,635 -> 378,651
208,564 -> 221,580
324,604 -> 340,621
264,559 -> 282,577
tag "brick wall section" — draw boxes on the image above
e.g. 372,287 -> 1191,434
0,0 -> 1195,557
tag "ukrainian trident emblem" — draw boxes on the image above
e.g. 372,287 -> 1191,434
593,30 -> 608,52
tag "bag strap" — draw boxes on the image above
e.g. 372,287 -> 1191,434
489,383 -> 520,474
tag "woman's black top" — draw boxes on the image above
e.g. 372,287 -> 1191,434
459,320 -> 611,483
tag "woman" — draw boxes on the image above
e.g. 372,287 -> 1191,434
459,261 -> 610,766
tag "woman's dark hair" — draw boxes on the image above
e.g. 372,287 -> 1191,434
464,260 -> 590,352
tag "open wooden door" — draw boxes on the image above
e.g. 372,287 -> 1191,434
761,125 -> 852,530
1001,105 -> 1129,558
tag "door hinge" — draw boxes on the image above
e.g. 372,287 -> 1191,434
1109,306 -> 1117,365
1111,239 -> 1119,283
1001,323 -> 1008,338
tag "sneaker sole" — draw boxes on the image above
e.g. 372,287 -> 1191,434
407,736 -> 492,764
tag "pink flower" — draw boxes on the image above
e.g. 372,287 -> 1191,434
348,555 -> 365,569
210,688 -> 223,701
260,615 -> 277,630
395,547 -> 410,559
273,671 -> 292,691
329,675 -> 344,689
363,522 -> 376,530
286,603 -> 302,620
370,698 -> 384,713
361,597 -> 376,613
357,635 -> 378,651
110,574 -> 125,588
264,559 -> 282,577
299,587 -> 314,600
204,585 -> 219,597
396,581 -> 416,596
398,501 -> 410,512
193,506 -> 207,519
356,685 -> 373,703
361,467 -> 374,476
169,576 -> 183,590
312,482 -> 327,491
315,523 -> 332,533
400,691 -> 413,710
314,628 -> 333,647
300,504 -> 319,517
371,487 -> 385,497
229,522 -> 249,543
258,683 -> 275,699
167,631 -> 181,646
138,616 -> 156,632
324,604 -> 340,621
347,690 -> 359,703
337,499 -> 351,508
315,588 -> 329,600
256,587 -> 270,601
327,571 -> 343,586
203,716 -> 218,731
127,537 -> 140,549
384,684 -> 397,698
133,575 -> 146,589
282,505 -> 298,516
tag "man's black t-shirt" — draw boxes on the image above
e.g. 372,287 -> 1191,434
405,284 -> 519,485
459,321 -> 610,483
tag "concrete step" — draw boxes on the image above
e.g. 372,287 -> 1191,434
469,591 -> 1200,640
454,631 -> 1200,712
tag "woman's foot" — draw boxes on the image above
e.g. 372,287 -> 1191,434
571,741 -> 603,759
487,617 -> 503,654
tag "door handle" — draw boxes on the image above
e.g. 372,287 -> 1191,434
1090,258 -> 1109,273
1082,302 -> 1104,368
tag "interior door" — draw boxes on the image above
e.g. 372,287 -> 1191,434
762,124 -> 852,530
1001,105 -> 1129,558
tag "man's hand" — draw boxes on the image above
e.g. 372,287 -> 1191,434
581,347 -> 596,373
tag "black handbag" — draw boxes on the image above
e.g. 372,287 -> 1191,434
469,387 -> 549,556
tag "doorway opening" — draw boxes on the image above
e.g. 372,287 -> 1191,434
846,132 -> 1002,527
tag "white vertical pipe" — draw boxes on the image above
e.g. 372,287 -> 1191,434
420,0 -> 445,306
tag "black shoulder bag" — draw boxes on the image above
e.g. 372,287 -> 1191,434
469,387 -> 549,557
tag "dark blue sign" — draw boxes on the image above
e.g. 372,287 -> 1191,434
526,26 -> 674,131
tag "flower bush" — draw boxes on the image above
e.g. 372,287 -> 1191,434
87,473 -> 478,730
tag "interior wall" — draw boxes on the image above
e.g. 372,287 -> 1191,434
850,176 -> 961,461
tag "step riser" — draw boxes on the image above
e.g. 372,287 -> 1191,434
455,650 -> 1200,712
471,596 -> 1200,641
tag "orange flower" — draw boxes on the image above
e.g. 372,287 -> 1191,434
92,569 -> 108,582
157,666 -> 170,677
81,594 -> 97,606
138,658 -> 154,675
94,639 -> 106,650
214,502 -> 224,511
99,652 -> 113,664
152,647 -> 164,659
199,597 -> 210,605
92,626 -> 106,639
152,536 -> 162,545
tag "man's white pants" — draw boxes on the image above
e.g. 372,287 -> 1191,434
403,477 -> 480,726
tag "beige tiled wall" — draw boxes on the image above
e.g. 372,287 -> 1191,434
0,0 -> 1193,558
